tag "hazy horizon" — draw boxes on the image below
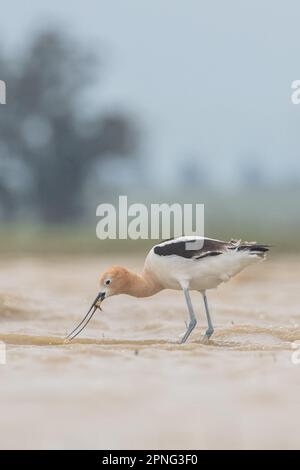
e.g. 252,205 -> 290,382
1,0 -> 300,188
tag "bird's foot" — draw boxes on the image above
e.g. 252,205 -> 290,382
179,334 -> 188,344
201,328 -> 214,344
201,335 -> 210,345
179,319 -> 197,344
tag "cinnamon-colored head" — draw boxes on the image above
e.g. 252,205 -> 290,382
99,265 -> 132,298
97,264 -> 161,304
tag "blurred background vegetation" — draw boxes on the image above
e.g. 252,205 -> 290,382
0,2 -> 299,255
0,29 -> 138,224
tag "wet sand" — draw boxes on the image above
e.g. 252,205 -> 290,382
0,255 -> 300,449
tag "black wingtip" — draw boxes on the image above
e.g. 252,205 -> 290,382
237,244 -> 271,253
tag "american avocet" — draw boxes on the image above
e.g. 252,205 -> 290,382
66,236 -> 269,343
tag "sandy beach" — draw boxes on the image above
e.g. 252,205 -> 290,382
0,254 -> 300,449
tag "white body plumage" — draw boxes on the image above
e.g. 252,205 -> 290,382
145,236 -> 265,292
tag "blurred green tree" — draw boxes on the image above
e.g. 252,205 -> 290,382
0,29 -> 138,223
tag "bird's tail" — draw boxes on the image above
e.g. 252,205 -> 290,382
236,243 -> 270,257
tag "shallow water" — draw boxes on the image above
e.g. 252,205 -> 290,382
0,255 -> 300,449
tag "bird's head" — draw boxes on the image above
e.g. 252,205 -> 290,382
65,266 -> 131,341
98,266 -> 131,301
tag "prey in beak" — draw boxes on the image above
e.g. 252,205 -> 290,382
66,291 -> 105,341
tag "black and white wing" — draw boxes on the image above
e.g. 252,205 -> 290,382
153,236 -> 269,260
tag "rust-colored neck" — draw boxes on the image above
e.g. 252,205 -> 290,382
123,268 -> 162,298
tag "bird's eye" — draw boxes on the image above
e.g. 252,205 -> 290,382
105,279 -> 111,285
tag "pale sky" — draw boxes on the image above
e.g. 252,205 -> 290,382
1,0 -> 300,187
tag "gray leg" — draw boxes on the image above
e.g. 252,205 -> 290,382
180,288 -> 197,343
202,291 -> 214,340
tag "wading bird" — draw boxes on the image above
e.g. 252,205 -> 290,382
66,236 -> 269,343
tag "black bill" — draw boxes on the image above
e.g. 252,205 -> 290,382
66,291 -> 105,341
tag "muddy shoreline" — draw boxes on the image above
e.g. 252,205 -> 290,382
0,255 -> 299,449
